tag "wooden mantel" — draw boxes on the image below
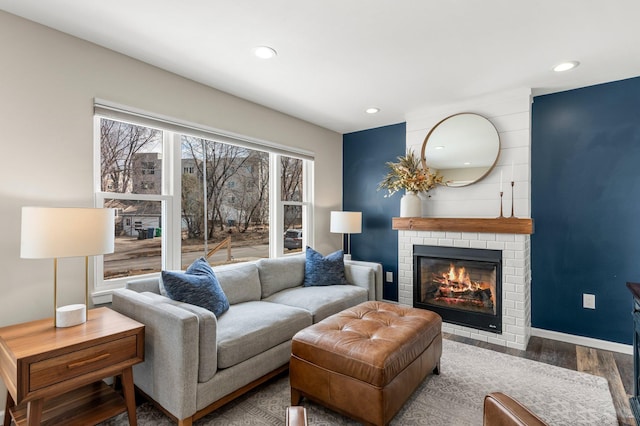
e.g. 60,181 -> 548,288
392,217 -> 534,234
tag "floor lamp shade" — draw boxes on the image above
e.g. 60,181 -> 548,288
20,207 -> 115,327
330,211 -> 362,258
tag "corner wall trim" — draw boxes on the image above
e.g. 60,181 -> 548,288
531,327 -> 633,355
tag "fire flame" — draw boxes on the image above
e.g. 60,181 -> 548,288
427,263 -> 495,311
439,264 -> 487,291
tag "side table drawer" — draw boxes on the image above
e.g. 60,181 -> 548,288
29,335 -> 138,391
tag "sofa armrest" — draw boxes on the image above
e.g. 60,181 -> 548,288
344,263 -> 376,301
139,291 -> 218,382
483,392 -> 548,426
345,260 -> 383,301
126,276 -> 163,294
112,288 -> 200,421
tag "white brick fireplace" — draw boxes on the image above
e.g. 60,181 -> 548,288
399,89 -> 533,350
398,230 -> 531,350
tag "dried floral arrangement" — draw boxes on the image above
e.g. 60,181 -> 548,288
378,150 -> 443,197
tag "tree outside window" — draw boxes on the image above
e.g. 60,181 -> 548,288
97,117 -> 309,288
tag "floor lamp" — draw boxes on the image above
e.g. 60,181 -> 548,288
330,211 -> 362,261
21,207 -> 115,327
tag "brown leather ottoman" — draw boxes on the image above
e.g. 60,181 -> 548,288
290,301 -> 442,426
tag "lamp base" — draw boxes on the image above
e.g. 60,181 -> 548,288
56,304 -> 86,328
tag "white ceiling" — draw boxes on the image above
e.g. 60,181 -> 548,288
2,1 -> 640,134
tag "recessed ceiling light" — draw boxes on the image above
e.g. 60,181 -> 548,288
254,46 -> 277,59
553,61 -> 580,72
463,162 -> 472,166
365,107 -> 380,114
434,146 -> 445,150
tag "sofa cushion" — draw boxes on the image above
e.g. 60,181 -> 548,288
140,292 -> 218,382
162,257 -> 230,317
264,285 -> 368,322
213,262 -> 261,304
256,255 -> 305,299
216,301 -> 312,369
303,247 -> 349,287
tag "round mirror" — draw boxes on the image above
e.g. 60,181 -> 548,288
421,113 -> 500,187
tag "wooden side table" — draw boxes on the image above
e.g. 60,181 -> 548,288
0,307 -> 144,426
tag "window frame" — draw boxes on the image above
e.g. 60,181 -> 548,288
271,155 -> 312,257
92,102 -> 314,304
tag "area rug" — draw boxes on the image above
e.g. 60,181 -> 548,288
105,339 -> 617,425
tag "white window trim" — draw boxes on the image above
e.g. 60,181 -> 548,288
269,155 -> 282,257
303,160 -> 314,251
270,155 -> 314,258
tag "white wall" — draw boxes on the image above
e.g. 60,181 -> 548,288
405,88 -> 532,218
0,10 -> 343,412
400,89 -> 533,351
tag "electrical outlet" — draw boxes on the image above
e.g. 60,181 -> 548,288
385,271 -> 393,283
583,293 -> 596,309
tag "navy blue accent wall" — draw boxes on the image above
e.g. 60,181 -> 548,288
343,123 -> 406,301
531,76 -> 640,344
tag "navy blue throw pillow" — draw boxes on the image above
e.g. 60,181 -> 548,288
161,257 -> 230,316
303,246 -> 349,287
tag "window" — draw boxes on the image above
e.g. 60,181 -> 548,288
97,119 -> 165,291
180,136 -> 270,268
280,156 -> 305,254
99,119 -> 162,195
93,103 -> 313,302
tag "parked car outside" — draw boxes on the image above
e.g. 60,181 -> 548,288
284,229 -> 303,250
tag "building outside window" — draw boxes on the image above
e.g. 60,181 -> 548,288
141,161 -> 155,175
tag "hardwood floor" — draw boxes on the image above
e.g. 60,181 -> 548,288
444,333 -> 636,426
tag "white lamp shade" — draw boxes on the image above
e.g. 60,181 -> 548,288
21,207 -> 115,259
330,211 -> 362,234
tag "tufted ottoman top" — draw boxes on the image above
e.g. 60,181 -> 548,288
291,301 -> 441,387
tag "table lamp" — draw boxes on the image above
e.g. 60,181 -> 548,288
20,207 -> 115,327
330,211 -> 362,260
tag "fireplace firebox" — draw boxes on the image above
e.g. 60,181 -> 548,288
413,245 -> 502,333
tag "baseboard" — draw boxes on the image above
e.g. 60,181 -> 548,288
531,327 -> 633,355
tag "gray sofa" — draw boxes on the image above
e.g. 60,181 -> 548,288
111,254 -> 382,426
